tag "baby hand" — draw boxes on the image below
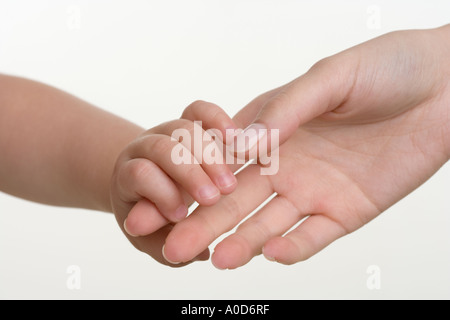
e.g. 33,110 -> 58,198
110,101 -> 237,265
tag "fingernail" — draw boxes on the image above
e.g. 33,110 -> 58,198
173,204 -> 188,222
123,218 -> 139,237
217,173 -> 236,189
162,244 -> 180,265
262,247 -> 276,262
234,123 -> 267,153
198,185 -> 220,200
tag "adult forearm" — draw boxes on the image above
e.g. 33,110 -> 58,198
0,74 -> 144,212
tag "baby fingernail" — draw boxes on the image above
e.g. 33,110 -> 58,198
123,218 -> 139,237
162,244 -> 180,265
198,185 -> 220,200
217,173 -> 236,189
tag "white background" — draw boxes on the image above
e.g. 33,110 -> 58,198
0,0 -> 449,299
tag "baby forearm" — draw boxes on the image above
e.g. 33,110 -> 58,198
0,74 -> 144,212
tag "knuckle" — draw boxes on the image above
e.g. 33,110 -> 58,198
265,90 -> 291,111
171,119 -> 197,139
179,118 -> 197,132
209,107 -> 227,125
149,136 -> 174,156
126,159 -> 155,182
189,99 -> 207,108
309,56 -> 333,72
183,100 -> 207,116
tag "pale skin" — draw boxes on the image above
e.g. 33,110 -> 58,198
160,25 -> 450,268
1,25 -> 449,269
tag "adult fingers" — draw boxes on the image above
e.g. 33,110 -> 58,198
119,223 -> 210,267
262,214 -> 348,265
211,195 -> 308,270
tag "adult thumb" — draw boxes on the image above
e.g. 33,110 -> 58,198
236,56 -> 356,151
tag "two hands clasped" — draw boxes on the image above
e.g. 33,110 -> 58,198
1,25 -> 449,270
112,25 -> 450,268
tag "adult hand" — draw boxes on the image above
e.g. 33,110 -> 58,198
163,25 -> 450,268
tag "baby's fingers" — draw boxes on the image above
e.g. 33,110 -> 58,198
182,100 -> 237,145
116,158 -> 188,226
127,134 -> 222,206
182,100 -> 244,174
151,120 -> 237,195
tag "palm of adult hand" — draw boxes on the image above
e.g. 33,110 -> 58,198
258,103 -> 448,265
